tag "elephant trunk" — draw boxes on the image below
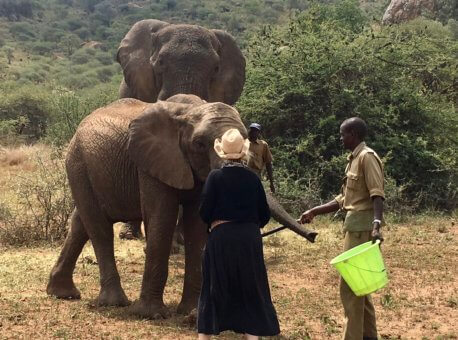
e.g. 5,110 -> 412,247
266,192 -> 318,243
158,73 -> 210,101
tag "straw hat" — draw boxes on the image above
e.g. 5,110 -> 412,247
214,128 -> 249,160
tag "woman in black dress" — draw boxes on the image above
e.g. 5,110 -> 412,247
197,128 -> 280,340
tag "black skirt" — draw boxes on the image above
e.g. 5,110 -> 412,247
197,222 -> 280,336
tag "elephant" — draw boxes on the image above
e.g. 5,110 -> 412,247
116,19 -> 245,240
117,19 -> 245,105
46,94 -> 317,318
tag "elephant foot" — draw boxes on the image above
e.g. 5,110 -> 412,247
177,299 -> 198,315
97,286 -> 130,307
129,299 -> 169,319
182,308 -> 197,326
119,222 -> 142,240
46,275 -> 81,299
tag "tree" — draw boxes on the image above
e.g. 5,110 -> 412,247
238,4 -> 457,210
60,34 -> 81,56
2,46 -> 14,64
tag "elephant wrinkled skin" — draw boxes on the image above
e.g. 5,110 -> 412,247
46,94 -> 247,318
117,19 -> 245,105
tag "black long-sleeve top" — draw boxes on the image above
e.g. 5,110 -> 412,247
199,164 -> 271,229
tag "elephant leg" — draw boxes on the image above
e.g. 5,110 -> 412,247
177,200 -> 207,315
82,215 -> 129,306
130,174 -> 178,319
119,220 -> 142,240
72,183 -> 129,307
47,208 -> 88,299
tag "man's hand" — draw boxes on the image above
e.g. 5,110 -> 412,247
299,209 -> 315,224
270,181 -> 276,194
371,223 -> 383,243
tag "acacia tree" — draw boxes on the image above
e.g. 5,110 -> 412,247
60,34 -> 81,56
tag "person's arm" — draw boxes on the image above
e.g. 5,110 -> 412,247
363,153 -> 385,242
199,170 -> 217,226
300,199 -> 340,224
372,196 -> 384,242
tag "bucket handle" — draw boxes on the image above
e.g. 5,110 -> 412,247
344,261 -> 386,274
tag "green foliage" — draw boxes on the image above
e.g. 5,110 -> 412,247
239,3 -> 457,211
30,41 -> 54,55
45,85 -> 118,146
0,0 -> 37,20
0,86 -> 52,140
9,22 -> 36,41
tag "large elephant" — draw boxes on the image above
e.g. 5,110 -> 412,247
46,94 -> 316,318
117,19 -> 245,104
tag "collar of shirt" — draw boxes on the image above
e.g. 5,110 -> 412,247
347,141 -> 366,161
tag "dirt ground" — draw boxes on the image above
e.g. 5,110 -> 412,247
0,216 -> 456,339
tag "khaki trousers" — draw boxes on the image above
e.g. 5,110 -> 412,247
340,231 -> 378,340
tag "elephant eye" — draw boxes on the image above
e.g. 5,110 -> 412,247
194,140 -> 207,152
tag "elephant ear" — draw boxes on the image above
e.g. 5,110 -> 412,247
117,19 -> 169,103
127,102 -> 194,190
210,30 -> 246,105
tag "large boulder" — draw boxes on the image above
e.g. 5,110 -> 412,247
382,0 -> 437,24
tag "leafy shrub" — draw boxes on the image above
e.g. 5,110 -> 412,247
59,72 -> 97,89
0,117 -> 27,145
95,51 -> 114,65
19,69 -> 47,83
70,48 -> 91,64
0,147 -> 73,246
46,85 -> 118,146
30,41 -> 54,55
95,65 -> 115,82
9,22 -> 36,41
0,86 -> 52,140
238,2 -> 457,211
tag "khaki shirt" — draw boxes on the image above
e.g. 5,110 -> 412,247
335,142 -> 385,232
244,139 -> 273,176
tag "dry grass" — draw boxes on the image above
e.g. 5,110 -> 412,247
0,218 -> 456,339
0,144 -> 51,168
0,144 -> 72,245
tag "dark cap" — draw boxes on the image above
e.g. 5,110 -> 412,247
249,123 -> 261,131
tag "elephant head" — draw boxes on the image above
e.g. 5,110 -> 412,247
127,94 -> 247,190
117,20 -> 245,105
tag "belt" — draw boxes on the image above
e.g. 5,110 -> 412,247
210,220 -> 231,232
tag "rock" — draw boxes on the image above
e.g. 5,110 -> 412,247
382,0 -> 437,24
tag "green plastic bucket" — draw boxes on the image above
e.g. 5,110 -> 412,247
330,240 -> 388,296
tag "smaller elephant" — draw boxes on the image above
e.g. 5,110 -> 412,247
117,19 -> 245,105
47,94 -> 248,318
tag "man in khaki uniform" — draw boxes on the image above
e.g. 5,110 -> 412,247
245,123 -> 275,193
300,117 -> 384,340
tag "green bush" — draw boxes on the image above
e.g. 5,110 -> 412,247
9,22 -> 36,41
0,86 -> 52,140
95,65 -> 115,82
46,85 -> 118,146
238,2 -> 457,211
70,48 -> 91,64
30,41 -> 54,55
95,51 -> 114,65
